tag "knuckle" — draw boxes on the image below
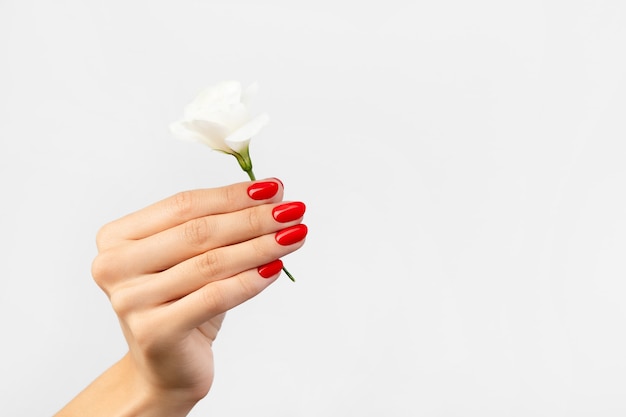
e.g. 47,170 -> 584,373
245,208 -> 263,232
250,237 -> 270,259
95,222 -> 115,250
169,190 -> 196,219
182,217 -> 212,247
236,276 -> 259,300
195,250 -> 223,278
108,287 -> 135,316
91,251 -> 116,291
201,285 -> 228,312
222,184 -> 240,207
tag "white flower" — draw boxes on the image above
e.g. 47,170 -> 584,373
170,80 -> 269,171
171,80 -> 296,282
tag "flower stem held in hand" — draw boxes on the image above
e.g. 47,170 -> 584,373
170,80 -> 297,282
242,164 -> 296,282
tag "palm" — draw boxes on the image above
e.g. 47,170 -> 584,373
136,313 -> 226,399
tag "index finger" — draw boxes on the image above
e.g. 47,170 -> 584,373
97,178 -> 284,246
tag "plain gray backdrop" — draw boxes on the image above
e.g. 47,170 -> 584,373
1,1 -> 625,415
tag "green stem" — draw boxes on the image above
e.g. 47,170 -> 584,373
244,167 -> 295,282
245,168 -> 256,181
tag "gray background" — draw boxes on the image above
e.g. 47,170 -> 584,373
1,1 -> 625,415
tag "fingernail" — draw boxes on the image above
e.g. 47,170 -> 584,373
273,177 -> 284,188
275,224 -> 308,246
272,202 -> 306,223
258,259 -> 283,278
247,181 -> 279,200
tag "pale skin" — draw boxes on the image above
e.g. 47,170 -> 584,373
54,179 -> 306,416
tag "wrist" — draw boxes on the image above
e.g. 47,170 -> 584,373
122,353 -> 201,417
55,353 -> 201,417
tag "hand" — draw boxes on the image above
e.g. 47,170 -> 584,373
85,179 -> 306,414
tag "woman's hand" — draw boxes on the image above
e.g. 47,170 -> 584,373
56,179 -> 307,416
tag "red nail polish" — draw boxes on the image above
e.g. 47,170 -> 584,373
272,202 -> 306,223
247,181 -> 279,200
258,259 -> 283,278
275,224 -> 308,246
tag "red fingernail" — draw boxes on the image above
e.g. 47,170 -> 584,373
272,202 -> 306,223
258,259 -> 283,278
274,177 -> 284,188
247,181 -> 279,200
275,224 -> 308,246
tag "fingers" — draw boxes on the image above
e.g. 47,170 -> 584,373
165,260 -> 285,331
92,178 -> 308,336
96,179 -> 284,248
138,224 -> 307,305
113,200 -> 306,276
99,223 -> 307,331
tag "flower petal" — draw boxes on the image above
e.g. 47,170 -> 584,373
225,113 -> 269,153
184,81 -> 243,119
186,120 -> 234,153
206,104 -> 250,132
170,120 -> 206,143
215,80 -> 243,105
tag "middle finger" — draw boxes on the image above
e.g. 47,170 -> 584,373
115,201 -> 306,276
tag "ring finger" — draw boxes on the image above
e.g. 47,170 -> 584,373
111,201 -> 306,277
142,223 -> 308,304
